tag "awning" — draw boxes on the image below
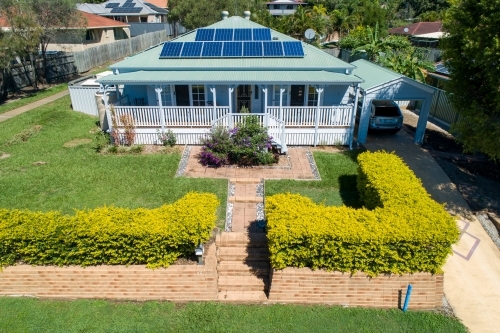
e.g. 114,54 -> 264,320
97,70 -> 363,85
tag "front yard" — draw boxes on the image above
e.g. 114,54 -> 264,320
0,298 -> 467,333
0,96 -> 227,223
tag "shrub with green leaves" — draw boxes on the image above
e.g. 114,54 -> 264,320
0,192 -> 218,269
265,151 -> 460,276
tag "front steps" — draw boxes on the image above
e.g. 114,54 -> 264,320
216,232 -> 270,302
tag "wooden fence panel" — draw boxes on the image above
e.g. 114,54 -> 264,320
72,31 -> 171,73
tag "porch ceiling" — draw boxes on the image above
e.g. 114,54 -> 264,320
97,70 -> 363,85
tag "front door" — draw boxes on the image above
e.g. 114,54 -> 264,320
237,85 -> 251,112
290,85 -> 305,106
175,85 -> 190,106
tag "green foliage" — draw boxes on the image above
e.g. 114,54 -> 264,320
0,192 -> 218,268
266,151 -> 459,276
405,0 -> 449,17
377,47 -> 435,82
0,298 -> 468,333
441,0 -> 500,160
200,116 -> 275,166
157,129 -> 177,147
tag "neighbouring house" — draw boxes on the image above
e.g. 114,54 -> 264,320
0,11 -> 130,52
426,61 -> 449,89
389,21 -> 444,48
266,0 -> 306,16
71,12 -> 435,148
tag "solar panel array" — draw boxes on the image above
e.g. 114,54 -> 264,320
108,0 -> 142,13
195,28 -> 273,42
159,41 -> 304,58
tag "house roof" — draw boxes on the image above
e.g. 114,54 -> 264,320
1,12 -> 128,29
98,70 -> 363,85
110,16 -> 355,72
77,0 -> 167,16
351,59 -> 435,94
389,22 -> 443,38
81,11 -> 129,29
145,0 -> 167,8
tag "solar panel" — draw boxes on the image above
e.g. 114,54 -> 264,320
283,41 -> 304,57
253,28 -> 271,41
234,28 -> 252,41
195,29 -> 215,41
263,42 -> 283,57
159,42 -> 183,58
243,42 -> 262,57
122,3 -> 135,7
202,42 -> 223,57
223,42 -> 242,57
110,7 -> 122,13
215,29 -> 233,41
105,3 -> 119,8
131,7 -> 142,12
180,42 -> 203,57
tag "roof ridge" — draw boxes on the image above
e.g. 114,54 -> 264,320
352,59 -> 403,77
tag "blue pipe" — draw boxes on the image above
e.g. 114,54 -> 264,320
402,284 -> 413,312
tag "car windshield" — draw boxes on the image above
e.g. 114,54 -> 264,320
374,106 -> 400,117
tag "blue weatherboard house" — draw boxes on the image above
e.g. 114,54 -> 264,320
96,12 -> 435,149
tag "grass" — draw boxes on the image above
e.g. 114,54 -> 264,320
0,298 -> 467,333
0,96 -> 227,224
0,83 -> 68,115
266,150 -> 363,207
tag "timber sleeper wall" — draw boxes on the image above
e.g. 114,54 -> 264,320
0,244 -> 218,301
268,268 -> 443,309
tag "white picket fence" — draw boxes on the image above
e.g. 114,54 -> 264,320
266,105 -> 353,127
112,106 -> 230,127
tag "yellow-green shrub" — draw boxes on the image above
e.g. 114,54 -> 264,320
266,151 -> 459,276
0,192 -> 218,268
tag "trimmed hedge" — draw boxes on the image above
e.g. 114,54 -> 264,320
266,151 -> 460,276
0,192 -> 218,268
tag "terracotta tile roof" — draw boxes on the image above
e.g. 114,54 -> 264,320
145,0 -> 168,8
1,12 -> 128,29
81,11 -> 129,28
389,22 -> 443,36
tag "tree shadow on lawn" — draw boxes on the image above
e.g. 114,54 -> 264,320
338,174 -> 363,209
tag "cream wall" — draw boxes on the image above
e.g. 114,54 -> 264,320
46,27 -> 131,51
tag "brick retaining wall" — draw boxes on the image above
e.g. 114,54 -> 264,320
0,243 -> 217,301
268,268 -> 443,309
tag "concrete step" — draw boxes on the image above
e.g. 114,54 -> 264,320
218,290 -> 268,302
228,196 -> 263,203
218,261 -> 269,276
218,247 -> 269,262
218,275 -> 269,292
229,178 -> 262,184
216,232 -> 268,248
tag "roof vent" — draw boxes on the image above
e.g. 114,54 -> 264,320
272,36 -> 278,40
221,11 -> 229,20
243,11 -> 251,20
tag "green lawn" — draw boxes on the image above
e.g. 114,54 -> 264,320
0,96 -> 227,224
0,83 -> 68,115
0,298 -> 467,333
266,150 -> 362,207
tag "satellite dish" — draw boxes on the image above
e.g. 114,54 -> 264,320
304,29 -> 316,40
403,27 -> 409,33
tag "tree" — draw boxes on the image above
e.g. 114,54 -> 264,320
404,0 -> 449,17
377,47 -> 434,82
441,0 -> 500,159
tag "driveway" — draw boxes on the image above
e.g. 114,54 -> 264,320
363,130 -> 500,333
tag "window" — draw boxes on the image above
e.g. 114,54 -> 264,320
273,4 -> 280,9
85,30 -> 96,41
273,85 -> 288,106
192,85 -> 205,106
114,28 -> 128,40
161,86 -> 173,106
140,16 -> 148,23
307,86 -> 318,106
286,5 -> 293,9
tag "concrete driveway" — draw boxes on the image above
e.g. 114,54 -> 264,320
363,130 -> 500,333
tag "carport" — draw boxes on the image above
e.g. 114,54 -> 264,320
352,59 -> 436,144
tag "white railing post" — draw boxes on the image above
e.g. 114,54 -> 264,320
210,87 -> 217,125
279,87 -> 285,122
349,84 -> 360,149
265,112 -> 269,128
155,86 -> 165,131
262,87 -> 268,114
100,84 -> 113,132
228,87 -> 234,129
314,87 -> 324,147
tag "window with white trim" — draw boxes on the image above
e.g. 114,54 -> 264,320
273,85 -> 288,106
307,86 -> 318,106
161,85 -> 173,106
192,85 -> 205,106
